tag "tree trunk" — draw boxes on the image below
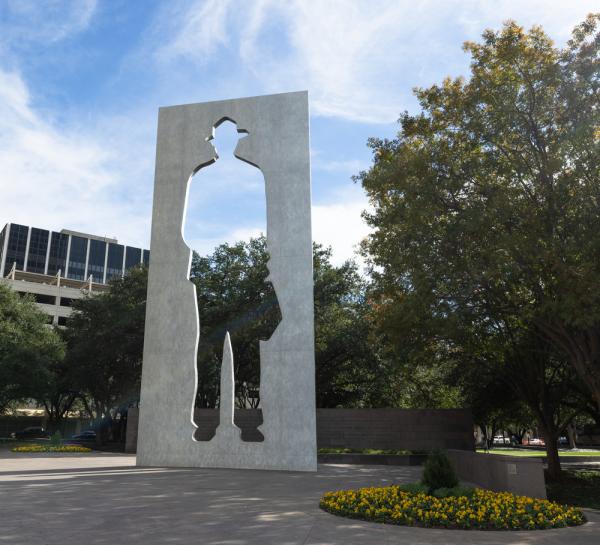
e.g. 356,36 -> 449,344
79,396 -> 95,420
567,422 -> 577,450
485,422 -> 498,450
541,427 -> 561,480
45,403 -> 60,434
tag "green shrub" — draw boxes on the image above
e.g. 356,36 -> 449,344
50,431 -> 62,447
432,487 -> 454,498
432,485 -> 474,498
421,449 -> 459,490
398,482 -> 430,495
453,485 -> 475,498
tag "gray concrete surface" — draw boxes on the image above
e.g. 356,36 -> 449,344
1,453 -> 598,545
448,449 -> 547,499
138,91 -> 316,471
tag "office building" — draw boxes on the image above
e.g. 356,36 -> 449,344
0,223 -> 149,325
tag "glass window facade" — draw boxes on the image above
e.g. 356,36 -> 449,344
67,236 -> 87,280
5,224 -> 28,271
47,232 -> 69,276
106,243 -> 124,281
26,228 -> 49,274
1,223 -> 148,283
87,239 -> 106,283
125,246 -> 141,270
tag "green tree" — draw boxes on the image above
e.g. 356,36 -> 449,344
461,331 -> 580,475
313,245 -> 385,408
0,283 -> 64,414
191,237 -> 383,408
190,237 -> 282,408
359,16 -> 600,477
375,338 -> 464,410
65,266 -> 147,420
36,353 -> 80,432
63,238 -> 381,422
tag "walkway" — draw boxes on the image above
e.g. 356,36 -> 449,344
0,453 -> 598,544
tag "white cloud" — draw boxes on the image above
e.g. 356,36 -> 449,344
0,68 -> 150,247
312,188 -> 371,267
0,0 -> 97,48
156,0 -> 233,63
186,227 -> 265,257
187,190 -> 371,267
454,0 -> 593,42
154,0 -> 598,123
313,158 -> 366,175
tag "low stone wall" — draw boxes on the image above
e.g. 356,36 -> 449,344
125,407 -> 474,454
447,449 -> 547,499
316,408 -> 474,451
125,409 -> 139,453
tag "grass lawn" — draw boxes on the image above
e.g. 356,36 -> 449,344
318,448 -> 419,455
476,448 -> 600,457
547,470 -> 600,510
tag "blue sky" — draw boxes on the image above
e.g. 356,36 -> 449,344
0,1 -> 596,266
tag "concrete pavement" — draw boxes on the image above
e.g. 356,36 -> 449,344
0,452 -> 598,545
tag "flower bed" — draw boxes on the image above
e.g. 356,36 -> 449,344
12,444 -> 92,453
320,485 -> 585,530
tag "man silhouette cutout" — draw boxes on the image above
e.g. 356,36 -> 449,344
185,119 -> 281,442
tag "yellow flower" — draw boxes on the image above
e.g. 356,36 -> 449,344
319,484 -> 585,531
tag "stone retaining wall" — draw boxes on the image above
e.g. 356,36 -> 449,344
447,449 -> 547,499
316,408 -> 474,451
126,407 -> 474,454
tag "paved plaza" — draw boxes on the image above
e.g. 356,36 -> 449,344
0,452 -> 598,545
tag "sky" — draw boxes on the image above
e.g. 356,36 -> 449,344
0,0 -> 596,267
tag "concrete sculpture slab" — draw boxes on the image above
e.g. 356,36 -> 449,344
137,91 -> 317,471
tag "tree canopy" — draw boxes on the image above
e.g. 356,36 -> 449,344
65,266 -> 147,419
190,237 -> 281,408
0,283 -> 64,413
358,15 -> 600,476
191,236 -> 384,408
59,238 -> 382,416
